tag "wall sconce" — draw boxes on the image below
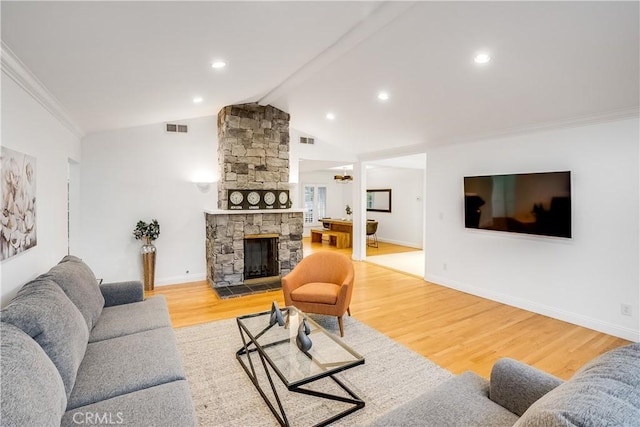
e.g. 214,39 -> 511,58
195,182 -> 213,193
191,170 -> 216,193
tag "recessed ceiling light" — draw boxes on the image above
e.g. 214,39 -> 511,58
193,97 -> 203,104
377,92 -> 390,101
326,113 -> 336,120
211,60 -> 227,69
474,53 -> 491,64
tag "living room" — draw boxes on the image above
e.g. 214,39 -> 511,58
1,1 -> 639,425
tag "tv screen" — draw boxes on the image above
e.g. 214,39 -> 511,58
464,171 -> 571,238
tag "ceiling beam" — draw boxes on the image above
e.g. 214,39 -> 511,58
258,1 -> 417,107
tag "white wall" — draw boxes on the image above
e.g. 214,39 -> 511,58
289,128 -> 358,168
79,116 -> 217,286
366,166 -> 424,248
1,75 -> 82,305
425,118 -> 640,341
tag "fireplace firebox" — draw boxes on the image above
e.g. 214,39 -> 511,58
244,235 -> 279,281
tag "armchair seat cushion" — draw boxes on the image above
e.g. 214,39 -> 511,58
282,252 -> 355,336
290,282 -> 340,305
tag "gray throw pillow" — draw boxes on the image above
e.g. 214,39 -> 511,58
1,278 -> 89,398
40,255 -> 105,331
515,343 -> 640,427
0,322 -> 67,426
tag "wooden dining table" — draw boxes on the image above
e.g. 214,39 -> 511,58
321,219 -> 353,248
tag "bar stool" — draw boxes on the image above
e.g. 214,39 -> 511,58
366,220 -> 378,248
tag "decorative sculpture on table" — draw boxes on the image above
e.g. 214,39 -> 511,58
296,319 -> 312,352
269,301 -> 285,327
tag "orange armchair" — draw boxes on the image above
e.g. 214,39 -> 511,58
282,252 -> 355,337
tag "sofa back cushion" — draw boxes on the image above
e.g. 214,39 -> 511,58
41,255 -> 105,331
1,279 -> 89,398
0,322 -> 68,426
515,343 -> 640,427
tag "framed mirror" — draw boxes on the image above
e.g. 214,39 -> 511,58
367,189 -> 392,213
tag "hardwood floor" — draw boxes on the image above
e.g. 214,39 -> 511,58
147,238 -> 630,380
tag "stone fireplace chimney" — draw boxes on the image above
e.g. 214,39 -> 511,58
205,103 -> 303,293
217,103 -> 291,209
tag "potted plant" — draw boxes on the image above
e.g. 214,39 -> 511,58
133,219 -> 160,290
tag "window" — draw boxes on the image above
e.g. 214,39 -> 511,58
303,184 -> 327,224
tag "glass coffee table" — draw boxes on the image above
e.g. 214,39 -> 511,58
236,305 -> 365,427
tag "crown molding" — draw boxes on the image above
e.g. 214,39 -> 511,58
1,42 -> 85,138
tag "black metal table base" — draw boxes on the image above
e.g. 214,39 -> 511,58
236,323 -> 365,427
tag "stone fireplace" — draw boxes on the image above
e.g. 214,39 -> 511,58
205,103 -> 304,290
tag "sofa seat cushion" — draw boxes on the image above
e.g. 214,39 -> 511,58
67,327 -> 186,410
0,278 -> 89,398
0,322 -> 68,426
291,282 -> 340,305
89,295 -> 171,343
370,371 -> 519,427
61,380 -> 196,426
515,343 -> 640,427
41,255 -> 105,331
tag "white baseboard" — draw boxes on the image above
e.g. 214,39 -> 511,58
155,273 -> 206,287
425,273 -> 640,342
377,237 -> 422,249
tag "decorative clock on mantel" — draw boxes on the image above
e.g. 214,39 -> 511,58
263,191 -> 276,206
227,189 -> 291,210
278,191 -> 290,208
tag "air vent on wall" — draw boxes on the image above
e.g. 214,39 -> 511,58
166,123 -> 188,133
299,136 -> 314,144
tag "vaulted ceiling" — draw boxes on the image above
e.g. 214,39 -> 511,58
2,1 -> 638,157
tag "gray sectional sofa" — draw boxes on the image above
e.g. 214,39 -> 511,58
371,342 -> 640,426
1,255 -> 196,426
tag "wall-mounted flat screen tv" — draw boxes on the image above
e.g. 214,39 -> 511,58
464,171 -> 571,238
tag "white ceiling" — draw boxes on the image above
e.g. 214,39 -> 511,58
2,1 -> 639,157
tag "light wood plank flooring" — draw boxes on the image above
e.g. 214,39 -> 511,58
147,238 -> 629,380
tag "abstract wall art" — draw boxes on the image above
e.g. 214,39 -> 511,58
1,147 -> 37,261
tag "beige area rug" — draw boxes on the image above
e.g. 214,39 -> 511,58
367,251 -> 425,278
175,314 -> 452,426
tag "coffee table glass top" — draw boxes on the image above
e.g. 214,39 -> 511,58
236,306 -> 364,387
